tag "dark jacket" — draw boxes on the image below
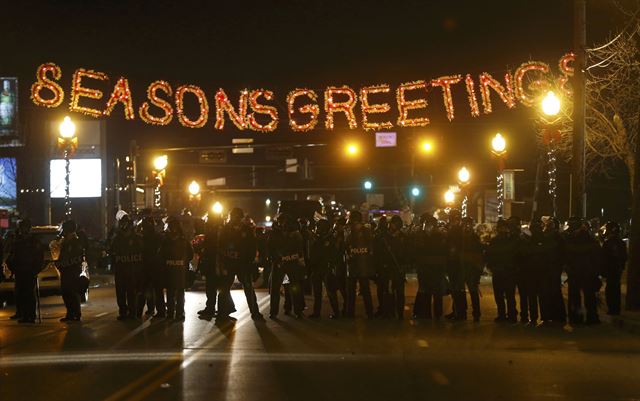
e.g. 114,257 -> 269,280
218,222 -> 256,275
159,232 -> 194,288
110,231 -> 144,274
309,231 -> 339,275
8,233 -> 44,277
57,234 -> 85,278
601,237 -> 627,277
563,230 -> 601,282
268,228 -> 305,279
345,224 -> 375,278
486,233 -> 518,274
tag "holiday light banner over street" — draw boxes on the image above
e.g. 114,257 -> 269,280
30,53 -> 574,133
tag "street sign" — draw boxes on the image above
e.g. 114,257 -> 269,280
503,170 -> 515,200
206,177 -> 226,187
285,158 -> 298,173
375,132 -> 397,148
265,146 -> 293,160
199,150 -> 227,164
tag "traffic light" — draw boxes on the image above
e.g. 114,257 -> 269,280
124,156 -> 135,184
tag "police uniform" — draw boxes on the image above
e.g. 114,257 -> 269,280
486,224 -> 518,322
159,230 -> 194,320
8,229 -> 43,323
268,224 -> 306,317
308,225 -> 340,318
57,231 -> 85,321
111,229 -> 144,319
218,219 -> 262,320
601,226 -> 627,315
460,225 -> 484,321
412,224 -> 447,319
522,224 -> 554,324
140,222 -> 161,316
564,226 -> 602,324
375,222 -> 408,319
345,221 -> 375,318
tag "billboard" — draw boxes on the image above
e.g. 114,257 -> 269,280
0,158 -> 17,210
50,159 -> 102,198
0,78 -> 20,147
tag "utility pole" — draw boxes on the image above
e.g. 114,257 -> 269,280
572,0 -> 587,218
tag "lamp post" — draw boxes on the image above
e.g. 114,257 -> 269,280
491,133 -> 507,219
153,155 -> 168,209
188,180 -> 201,211
58,116 -> 77,218
444,189 -> 455,206
541,91 -> 561,217
457,167 -> 471,217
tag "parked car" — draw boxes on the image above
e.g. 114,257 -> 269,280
0,225 -> 89,304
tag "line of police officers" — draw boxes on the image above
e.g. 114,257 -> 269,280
5,207 -> 628,326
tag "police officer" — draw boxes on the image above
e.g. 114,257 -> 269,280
564,217 -> 602,325
522,219 -> 550,325
446,209 -> 466,320
486,219 -> 518,323
375,215 -> 407,319
331,218 -> 349,315
268,214 -> 306,319
308,219 -> 341,318
218,208 -> 263,321
159,217 -> 194,321
460,217 -> 483,322
344,211 -> 375,319
57,220 -> 85,322
110,215 -> 144,320
7,218 -> 43,323
139,216 -> 160,317
508,216 -> 530,323
412,215 -> 447,320
373,216 -> 388,317
542,217 -> 567,324
601,221 -> 627,316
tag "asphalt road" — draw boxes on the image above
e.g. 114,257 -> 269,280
1,279 -> 639,401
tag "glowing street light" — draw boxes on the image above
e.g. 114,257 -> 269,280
444,189 -> 455,205
188,180 -> 200,196
491,133 -> 507,156
265,198 -> 271,207
411,186 -> 421,197
153,155 -> 168,171
363,180 -> 373,191
420,140 -> 434,154
457,167 -> 470,186
59,116 -> 76,139
345,142 -> 359,158
58,116 -> 78,218
265,215 -> 272,222
541,91 -> 561,117
212,201 -> 223,215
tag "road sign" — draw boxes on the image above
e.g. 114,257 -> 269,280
206,177 -> 226,187
199,150 -> 227,164
375,132 -> 397,148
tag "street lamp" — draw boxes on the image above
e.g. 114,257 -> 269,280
58,116 -> 77,218
188,180 -> 200,196
457,167 -> 471,217
444,189 -> 455,205
540,92 -> 561,217
363,180 -> 373,191
420,140 -> 434,154
411,186 -> 421,197
152,155 -> 168,209
344,142 -> 360,159
491,133 -> 507,219
212,201 -> 223,216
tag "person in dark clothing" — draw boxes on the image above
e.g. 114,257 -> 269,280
601,221 -> 627,315
344,210 -> 375,319
139,217 -> 160,317
110,215 -> 144,320
412,215 -> 447,320
218,208 -> 263,321
508,216 -> 531,323
564,217 -> 602,325
375,215 -> 408,319
332,217 -> 349,315
158,217 -> 194,321
486,219 -> 519,323
7,218 -> 44,323
268,214 -> 306,319
446,209 -> 466,320
56,220 -> 85,322
542,217 -> 567,324
197,214 -> 236,319
522,219 -> 551,325
373,216 -> 389,317
308,219 -> 341,318
460,217 -> 484,322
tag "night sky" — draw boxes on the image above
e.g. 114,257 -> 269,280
1,0 -> 632,220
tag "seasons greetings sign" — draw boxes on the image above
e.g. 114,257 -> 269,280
30,54 -> 574,132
